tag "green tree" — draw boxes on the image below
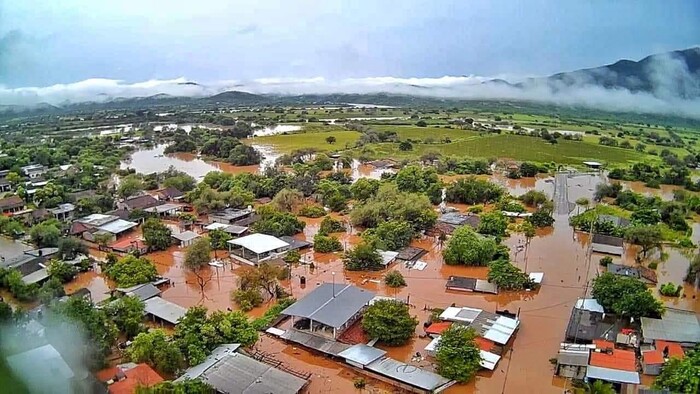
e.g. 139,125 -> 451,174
435,325 -> 482,383
362,220 -> 414,250
252,207 -> 306,237
46,259 -> 78,283
585,380 -> 616,394
104,295 -> 146,338
487,259 -> 532,290
208,229 -> 232,251
128,329 -> 185,375
443,227 -> 498,266
50,296 -> 118,369
395,166 -> 426,193
362,299 -> 417,346
624,225 -> 662,257
398,141 -> 413,151
162,173 -> 196,192
384,270 -> 406,287
38,277 -> 66,304
272,188 -> 304,212
29,220 -> 62,247
325,136 -> 336,144
313,234 -> 343,253
318,216 -> 345,235
57,237 -> 87,260
527,208 -> 555,227
0,300 -> 12,322
445,177 -> 504,204
118,175 -> 144,198
184,237 -> 213,294
104,255 -> 158,288
477,211 -> 508,237
173,306 -> 258,365
591,272 -> 664,317
351,178 -> 380,201
136,379 -> 214,394
653,345 -> 700,394
343,241 -> 384,271
142,218 -> 173,251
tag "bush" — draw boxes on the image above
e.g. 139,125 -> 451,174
467,205 -> 483,214
318,216 -> 345,235
362,299 -> 417,346
298,205 -> 326,218
443,227 -> 498,266
344,242 -> 384,271
313,234 -> 343,253
599,256 -> 613,266
659,282 -> 682,297
648,261 -> 658,269
104,255 -> 158,288
384,271 -> 406,287
362,220 -> 415,250
353,378 -> 367,389
487,259 -> 532,290
232,288 -> 264,311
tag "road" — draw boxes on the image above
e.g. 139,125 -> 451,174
554,172 -> 571,215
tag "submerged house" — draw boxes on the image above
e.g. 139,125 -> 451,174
565,299 -> 616,344
227,233 -> 290,265
71,214 -> 138,242
640,308 -> 700,347
281,283 -> 375,339
0,195 -> 25,214
591,234 -> 624,256
176,344 -> 309,394
445,276 -> 498,294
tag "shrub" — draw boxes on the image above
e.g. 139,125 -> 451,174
318,216 -> 345,235
599,256 -> 613,266
313,234 -> 343,253
648,261 -> 658,269
298,205 -> 326,218
232,289 -> 264,311
659,282 -> 682,297
467,205 -> 483,214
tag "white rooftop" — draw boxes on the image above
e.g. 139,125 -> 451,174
172,230 -> 200,242
378,250 -> 399,266
98,219 -> 138,234
575,298 -> 605,313
529,272 -> 544,284
227,233 -> 289,255
440,306 -> 482,323
205,222 -> 230,231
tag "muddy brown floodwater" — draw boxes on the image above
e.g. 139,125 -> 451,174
103,148 -> 700,393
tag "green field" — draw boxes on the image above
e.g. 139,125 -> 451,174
249,130 -> 361,153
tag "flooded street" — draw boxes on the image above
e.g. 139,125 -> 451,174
95,149 -> 700,393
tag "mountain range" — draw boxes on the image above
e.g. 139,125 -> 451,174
1,47 -> 699,118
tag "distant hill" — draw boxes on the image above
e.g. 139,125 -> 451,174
512,47 -> 700,99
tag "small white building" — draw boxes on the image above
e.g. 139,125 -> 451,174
227,233 -> 290,265
172,231 -> 200,247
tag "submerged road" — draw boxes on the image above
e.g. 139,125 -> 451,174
554,172 -> 571,215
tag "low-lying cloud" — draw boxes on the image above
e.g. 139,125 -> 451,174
1,48 -> 699,119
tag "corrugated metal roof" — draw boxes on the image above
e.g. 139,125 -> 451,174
144,297 -> 186,325
176,344 -> 241,381
228,234 -> 289,254
337,344 -> 386,366
127,283 -> 161,301
172,231 -> 199,242
474,280 -> 498,294
574,298 -> 605,313
641,308 -> 700,344
586,365 -> 640,384
479,350 -> 501,370
98,219 -> 138,234
281,284 -> 375,329
365,357 -> 453,391
6,344 -> 75,393
591,243 -> 624,256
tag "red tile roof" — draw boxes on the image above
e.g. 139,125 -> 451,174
105,364 -> 163,394
655,340 -> 685,360
425,322 -> 452,335
589,348 -> 637,371
642,350 -> 664,365
110,238 -> 146,251
475,336 -> 497,352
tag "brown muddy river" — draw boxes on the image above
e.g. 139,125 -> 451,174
85,149 -> 699,393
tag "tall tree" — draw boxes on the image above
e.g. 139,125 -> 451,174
435,325 -> 482,383
142,218 -> 173,251
184,237 -> 213,295
362,299 -> 417,346
128,329 -> 185,375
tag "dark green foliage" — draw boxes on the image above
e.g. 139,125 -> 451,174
487,259 -> 533,290
318,216 -> 345,235
351,178 -> 380,201
29,219 -> 62,247
624,225 -> 662,257
384,270 -> 407,287
445,176 -> 505,204
362,299 -> 417,346
653,345 -> 700,394
344,241 -> 384,271
592,272 -> 664,317
477,211 -> 508,237
599,256 -> 613,266
128,329 -> 185,375
362,220 -> 415,250
104,295 -> 146,338
298,205 -> 326,218
136,379 -> 214,394
313,234 -> 343,253
252,207 -> 306,237
443,227 -> 498,266
46,259 -> 78,283
173,306 -> 258,365
57,237 -> 87,260
142,218 -> 173,251
208,228 -> 232,250
104,255 -> 158,287
232,288 -> 264,311
38,277 -> 65,304
251,297 -> 296,331
520,190 -> 549,207
527,208 -> 555,227
350,184 -> 437,233
435,325 -> 482,383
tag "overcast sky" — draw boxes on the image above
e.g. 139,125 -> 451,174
1,0 -> 698,89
